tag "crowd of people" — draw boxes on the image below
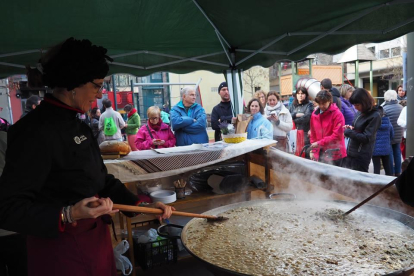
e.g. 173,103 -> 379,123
82,76 -> 407,178
244,78 -> 408,176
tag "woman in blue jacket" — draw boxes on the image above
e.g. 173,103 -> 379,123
246,98 -> 273,139
372,115 -> 394,175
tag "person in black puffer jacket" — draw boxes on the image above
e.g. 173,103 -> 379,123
289,86 -> 314,145
343,88 -> 382,172
211,82 -> 234,142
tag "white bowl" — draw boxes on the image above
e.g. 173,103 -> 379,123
147,184 -> 162,193
150,190 -> 176,204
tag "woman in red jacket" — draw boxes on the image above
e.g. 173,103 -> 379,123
135,106 -> 176,150
310,90 -> 347,166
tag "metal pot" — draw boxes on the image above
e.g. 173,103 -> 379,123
158,198 -> 414,276
296,77 -> 321,100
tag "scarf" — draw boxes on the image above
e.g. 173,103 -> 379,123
128,108 -> 137,118
149,119 -> 162,131
265,101 -> 283,115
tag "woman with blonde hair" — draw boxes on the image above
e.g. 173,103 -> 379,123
254,90 -> 267,108
135,106 -> 176,150
339,84 -> 357,125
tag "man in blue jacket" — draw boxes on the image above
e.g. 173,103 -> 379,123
171,86 -> 209,146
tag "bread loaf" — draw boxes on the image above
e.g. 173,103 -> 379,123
99,140 -> 131,156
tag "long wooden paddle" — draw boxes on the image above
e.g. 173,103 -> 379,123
112,204 -> 228,222
344,177 -> 398,216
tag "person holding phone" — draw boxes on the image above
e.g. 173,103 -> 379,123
264,91 -> 293,151
135,106 -> 176,150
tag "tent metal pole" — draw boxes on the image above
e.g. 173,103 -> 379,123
278,63 -> 282,92
370,61 -> 373,94
309,59 -> 313,77
0,62 -> 25,69
235,34 -> 287,66
112,75 -> 118,110
383,17 -> 414,34
110,51 -> 145,59
146,52 -> 224,69
0,49 -> 41,58
192,0 -> 231,49
147,58 -> 228,69
287,3 -> 384,55
215,30 -> 233,66
236,49 -> 287,55
355,61 -> 359,87
194,78 -> 202,91
406,32 -> 414,157
111,62 -> 145,70
130,80 -> 136,109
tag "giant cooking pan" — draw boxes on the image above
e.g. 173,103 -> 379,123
158,197 -> 414,276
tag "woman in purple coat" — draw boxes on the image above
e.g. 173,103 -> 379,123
339,84 -> 357,125
135,106 -> 176,150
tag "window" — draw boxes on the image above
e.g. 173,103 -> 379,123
379,49 -> 390,59
151,73 -> 162,80
367,46 -> 375,54
391,47 -> 401,57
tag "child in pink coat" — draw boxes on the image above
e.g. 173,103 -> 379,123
310,90 -> 347,166
135,106 -> 176,150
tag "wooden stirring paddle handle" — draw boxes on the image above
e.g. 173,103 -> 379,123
344,177 -> 398,216
112,203 -> 219,220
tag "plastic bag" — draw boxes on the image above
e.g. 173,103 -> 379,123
137,228 -> 158,244
113,240 -> 132,275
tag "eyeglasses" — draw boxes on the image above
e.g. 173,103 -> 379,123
90,81 -> 104,93
149,117 -> 160,120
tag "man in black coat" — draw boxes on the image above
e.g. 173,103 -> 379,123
211,82 -> 235,142
321,78 -> 342,111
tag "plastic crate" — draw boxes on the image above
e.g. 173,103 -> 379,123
133,236 -> 178,270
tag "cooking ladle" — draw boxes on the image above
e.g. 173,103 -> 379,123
344,177 -> 398,216
112,203 -> 229,222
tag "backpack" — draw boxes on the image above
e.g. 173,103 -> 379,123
104,117 -> 117,136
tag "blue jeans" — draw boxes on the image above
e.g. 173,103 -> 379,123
389,143 -> 402,175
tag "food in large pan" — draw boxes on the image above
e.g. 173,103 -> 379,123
182,200 -> 414,276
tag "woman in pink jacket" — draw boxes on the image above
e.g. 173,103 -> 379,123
310,90 -> 347,166
135,106 -> 176,150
